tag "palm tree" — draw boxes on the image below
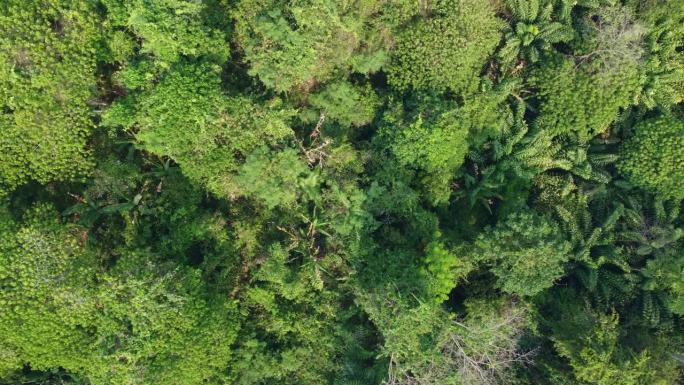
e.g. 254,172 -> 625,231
499,0 -> 575,69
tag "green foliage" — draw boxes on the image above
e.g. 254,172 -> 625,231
421,239 -> 472,303
499,0 -> 575,67
618,116 -> 684,199
0,204 -> 96,375
454,98 -> 590,213
551,310 -> 677,385
450,298 -> 531,385
531,54 -> 641,142
530,5 -> 646,141
232,244 -> 345,384
471,212 -> 572,296
376,90 -> 511,204
580,5 -> 647,74
305,81 -> 380,127
387,0 -> 503,93
642,250 -> 684,316
0,204 -> 240,385
559,313 -> 649,385
232,0 -> 390,92
387,110 -> 469,204
362,294 -> 531,385
0,0 -> 101,195
2,1 -> 683,384
104,63 -> 295,198
618,196 -> 682,256
356,289 -> 450,382
101,0 -> 229,65
638,0 -> 684,108
235,147 -> 310,209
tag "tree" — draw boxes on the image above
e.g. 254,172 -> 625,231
231,0 -> 390,92
373,296 -> 532,385
235,147 -> 310,209
471,211 -> 572,296
531,53 -> 641,142
618,116 -> 684,199
101,0 -> 230,66
103,63 -> 296,199
382,103 -> 470,204
2,1 -> 683,384
303,80 -> 380,128
642,250 -> 684,317
376,87 -> 514,204
387,0 -> 503,94
230,243 -> 346,385
528,5 -> 645,143
0,204 -> 240,385
499,0 -> 575,68
0,0 -> 102,195
421,239 -> 473,304
541,298 -> 681,385
637,0 -> 684,109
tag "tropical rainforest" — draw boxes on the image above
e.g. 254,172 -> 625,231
0,0 -> 683,384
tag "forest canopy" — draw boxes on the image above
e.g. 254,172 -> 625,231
0,0 -> 683,384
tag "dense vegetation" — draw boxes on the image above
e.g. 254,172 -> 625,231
0,0 -> 683,384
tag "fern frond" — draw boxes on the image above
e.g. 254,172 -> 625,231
575,264 -> 598,290
499,36 -> 522,68
538,22 -> 574,44
528,0 -> 540,21
529,45 -> 540,62
556,0 -> 574,22
654,198 -> 666,223
589,153 -> 618,166
507,0 -> 529,21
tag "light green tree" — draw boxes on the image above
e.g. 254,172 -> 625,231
101,0 -> 229,65
388,0 -> 503,94
618,116 -> 684,199
0,204 -> 240,385
0,0 -> 102,195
